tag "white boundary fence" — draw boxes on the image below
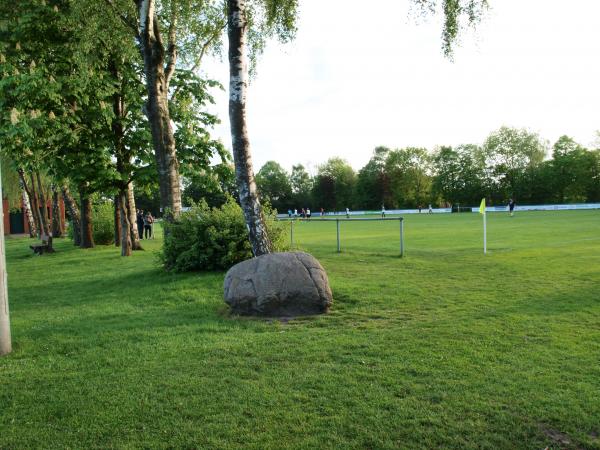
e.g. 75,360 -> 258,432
277,203 -> 600,219
471,203 -> 600,213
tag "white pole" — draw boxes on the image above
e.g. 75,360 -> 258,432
336,219 -> 341,253
400,218 -> 404,257
0,159 -> 12,356
483,213 -> 487,255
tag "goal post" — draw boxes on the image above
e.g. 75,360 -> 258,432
333,217 -> 404,257
286,217 -> 404,257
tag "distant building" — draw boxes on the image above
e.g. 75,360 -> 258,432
2,196 -> 65,235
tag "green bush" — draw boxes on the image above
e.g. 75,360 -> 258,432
92,201 -> 115,245
160,197 -> 286,272
66,220 -> 74,240
65,200 -> 114,245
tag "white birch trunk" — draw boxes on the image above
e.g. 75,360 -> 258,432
127,182 -> 143,250
21,183 -> 36,238
227,0 -> 272,256
119,191 -> 132,256
0,169 -> 12,356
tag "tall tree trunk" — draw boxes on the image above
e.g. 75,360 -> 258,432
110,58 -> 133,252
22,188 -> 36,238
227,0 -> 272,256
61,185 -> 81,246
136,0 -> 182,218
51,186 -> 63,238
0,169 -> 11,356
25,172 -> 43,237
127,182 -> 143,250
35,172 -> 53,252
110,58 -> 144,251
18,170 -> 37,238
114,195 -> 121,247
119,190 -> 132,256
79,189 -> 94,248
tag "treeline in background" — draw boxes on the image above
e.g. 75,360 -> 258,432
207,127 -> 599,213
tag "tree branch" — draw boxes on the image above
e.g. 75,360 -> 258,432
170,20 -> 226,102
103,0 -> 140,40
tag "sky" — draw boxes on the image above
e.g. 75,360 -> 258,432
202,0 -> 600,173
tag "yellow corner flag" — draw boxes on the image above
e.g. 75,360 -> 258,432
479,198 -> 486,214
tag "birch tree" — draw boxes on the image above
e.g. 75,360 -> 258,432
225,0 -> 482,254
228,1 -> 271,255
61,185 -> 81,246
0,162 -> 11,356
227,0 -> 297,256
101,0 -> 225,218
134,0 -> 183,217
22,186 -> 37,238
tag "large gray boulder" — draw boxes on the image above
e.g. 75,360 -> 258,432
224,252 -> 332,316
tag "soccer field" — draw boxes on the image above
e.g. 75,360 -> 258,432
1,210 -> 599,449
286,209 -> 600,256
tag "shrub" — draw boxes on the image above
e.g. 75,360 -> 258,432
65,200 -> 114,245
160,197 -> 287,272
66,220 -> 74,240
92,201 -> 115,245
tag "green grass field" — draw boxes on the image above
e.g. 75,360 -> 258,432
1,210 -> 599,449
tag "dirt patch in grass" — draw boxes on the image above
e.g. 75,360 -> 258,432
540,424 -> 572,446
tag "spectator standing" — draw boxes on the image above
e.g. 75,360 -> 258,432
137,210 -> 145,239
508,198 -> 516,216
144,212 -> 154,239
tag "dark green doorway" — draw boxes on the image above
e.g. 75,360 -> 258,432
9,209 -> 25,234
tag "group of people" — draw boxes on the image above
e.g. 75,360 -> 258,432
288,208 -> 326,219
136,210 -> 154,239
284,200 -> 516,219
416,204 -> 434,214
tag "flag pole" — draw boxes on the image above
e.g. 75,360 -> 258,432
479,198 -> 487,255
483,212 -> 487,255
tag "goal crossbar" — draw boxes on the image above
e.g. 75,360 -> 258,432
284,217 -> 404,256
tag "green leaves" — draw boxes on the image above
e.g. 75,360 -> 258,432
170,69 -> 226,180
411,0 -> 489,58
255,160 -> 292,211
313,158 -> 356,210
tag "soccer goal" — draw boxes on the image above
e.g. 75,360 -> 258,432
286,217 -> 405,257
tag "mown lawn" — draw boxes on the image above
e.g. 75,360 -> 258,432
1,210 -> 599,449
